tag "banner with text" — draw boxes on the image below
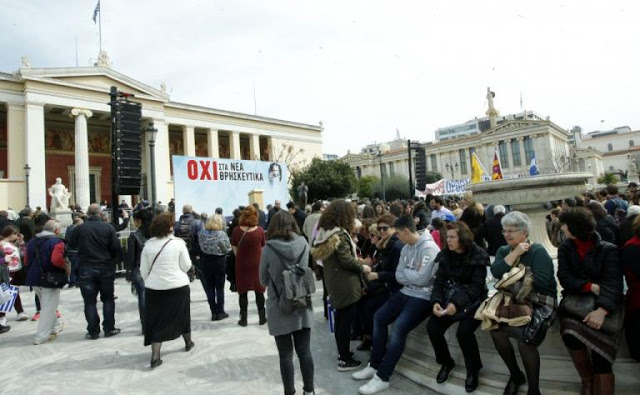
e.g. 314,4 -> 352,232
172,156 -> 289,217
423,178 -> 491,195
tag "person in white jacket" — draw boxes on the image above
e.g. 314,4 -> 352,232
352,215 -> 440,394
140,212 -> 194,368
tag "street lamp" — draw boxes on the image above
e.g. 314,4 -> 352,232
23,164 -> 31,208
145,122 -> 158,214
377,151 -> 386,201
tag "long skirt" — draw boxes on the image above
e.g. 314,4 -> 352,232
144,285 -> 190,346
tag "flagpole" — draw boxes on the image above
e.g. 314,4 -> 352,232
98,0 -> 102,52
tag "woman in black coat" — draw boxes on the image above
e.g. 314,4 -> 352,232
557,208 -> 623,395
412,201 -> 431,232
427,221 -> 489,392
357,214 -> 403,351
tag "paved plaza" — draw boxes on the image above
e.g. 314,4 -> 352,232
1,277 -> 434,395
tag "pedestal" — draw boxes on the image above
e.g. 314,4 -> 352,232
50,210 -> 73,233
248,189 -> 264,209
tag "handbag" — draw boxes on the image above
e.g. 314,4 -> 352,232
520,301 -> 557,347
558,293 -> 625,336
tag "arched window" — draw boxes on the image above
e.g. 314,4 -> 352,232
630,140 -> 635,147
609,165 -> 614,171
607,143 -> 613,151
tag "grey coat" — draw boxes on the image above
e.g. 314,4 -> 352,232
259,235 -> 313,336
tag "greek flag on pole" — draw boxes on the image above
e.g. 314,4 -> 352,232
0,284 -> 19,313
92,1 -> 100,23
529,153 -> 540,176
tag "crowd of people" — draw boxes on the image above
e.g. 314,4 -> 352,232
0,180 -> 638,395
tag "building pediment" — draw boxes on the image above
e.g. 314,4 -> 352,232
340,153 -> 369,163
18,67 -> 169,102
487,119 -> 549,135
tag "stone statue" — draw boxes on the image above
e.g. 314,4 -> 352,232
628,155 -> 637,175
49,178 -> 71,213
21,56 -> 31,68
95,51 -> 111,67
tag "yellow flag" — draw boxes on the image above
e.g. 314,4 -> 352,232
471,153 -> 485,184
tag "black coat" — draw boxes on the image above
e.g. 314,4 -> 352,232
483,214 -> 507,256
618,214 -> 637,247
557,233 -> 623,314
431,243 -> 489,311
460,209 -> 486,249
368,233 -> 403,294
68,216 -> 121,266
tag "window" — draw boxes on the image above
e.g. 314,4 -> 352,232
380,163 -> 387,178
510,139 -> 521,166
430,154 -> 438,171
499,140 -> 509,168
356,167 -> 362,179
389,162 -> 395,176
607,143 -> 613,152
524,137 -> 535,164
630,140 -> 635,147
609,165 -> 614,171
459,149 -> 468,174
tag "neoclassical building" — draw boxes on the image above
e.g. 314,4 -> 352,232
0,56 -> 323,211
342,90 -> 606,191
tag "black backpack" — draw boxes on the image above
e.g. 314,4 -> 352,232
175,216 -> 194,251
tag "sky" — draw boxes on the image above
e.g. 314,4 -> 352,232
1,1 -> 639,156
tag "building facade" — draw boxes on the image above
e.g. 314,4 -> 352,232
579,126 -> 640,176
0,59 -> 323,211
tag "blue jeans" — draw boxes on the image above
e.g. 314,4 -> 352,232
131,267 -> 145,331
370,292 -> 432,381
78,265 -> 116,335
201,254 -> 227,314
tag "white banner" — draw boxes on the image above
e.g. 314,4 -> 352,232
422,177 -> 489,196
172,155 -> 290,216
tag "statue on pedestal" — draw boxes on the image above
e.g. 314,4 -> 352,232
49,178 -> 71,213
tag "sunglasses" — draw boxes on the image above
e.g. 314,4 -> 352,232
378,226 -> 391,231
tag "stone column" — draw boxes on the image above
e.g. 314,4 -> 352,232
507,139 -> 515,170
151,119 -> 170,204
6,103 -> 25,179
207,129 -> 219,158
24,102 -> 46,209
230,131 -> 241,160
71,109 -> 93,211
183,125 -> 195,157
519,137 -> 527,166
250,134 -> 261,160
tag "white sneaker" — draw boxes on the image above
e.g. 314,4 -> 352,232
16,312 -> 29,321
359,375 -> 390,395
352,363 -> 377,380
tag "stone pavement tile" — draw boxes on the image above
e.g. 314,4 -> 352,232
0,278 -> 435,394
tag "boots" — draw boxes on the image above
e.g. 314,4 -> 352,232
568,349 -> 593,395
593,374 -> 614,395
258,308 -> 267,325
237,310 -> 247,327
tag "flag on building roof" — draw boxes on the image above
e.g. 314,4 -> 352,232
92,1 -> 100,23
492,149 -> 503,180
470,152 -> 485,184
529,153 -> 540,176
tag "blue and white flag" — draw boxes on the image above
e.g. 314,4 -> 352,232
92,1 -> 100,23
0,284 -> 19,313
529,154 -> 540,176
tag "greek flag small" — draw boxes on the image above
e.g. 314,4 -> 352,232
92,1 -> 100,23
529,154 -> 540,176
0,284 -> 19,313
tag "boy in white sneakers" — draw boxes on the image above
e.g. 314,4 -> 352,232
352,215 -> 439,394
